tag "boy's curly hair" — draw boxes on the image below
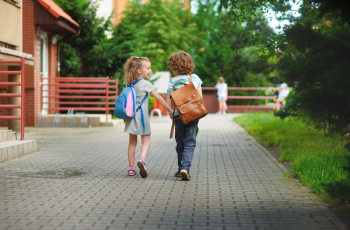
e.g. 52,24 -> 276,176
124,56 -> 150,85
167,51 -> 195,75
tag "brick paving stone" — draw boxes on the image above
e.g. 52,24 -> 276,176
0,114 -> 348,230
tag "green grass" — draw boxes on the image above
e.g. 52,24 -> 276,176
234,112 -> 350,205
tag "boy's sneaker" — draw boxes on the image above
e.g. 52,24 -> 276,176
174,171 -> 181,177
180,169 -> 191,181
128,168 -> 137,176
137,158 -> 148,178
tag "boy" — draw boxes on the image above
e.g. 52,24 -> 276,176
167,51 -> 203,181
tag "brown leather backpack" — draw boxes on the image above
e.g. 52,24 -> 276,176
170,74 -> 208,138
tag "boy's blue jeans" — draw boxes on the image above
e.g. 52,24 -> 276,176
174,116 -> 199,172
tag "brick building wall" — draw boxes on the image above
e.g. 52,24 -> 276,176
1,0 -> 71,127
22,0 -> 38,126
47,33 -> 57,115
21,0 -> 59,126
29,34 -> 41,126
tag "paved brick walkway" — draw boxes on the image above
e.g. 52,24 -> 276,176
0,114 -> 348,230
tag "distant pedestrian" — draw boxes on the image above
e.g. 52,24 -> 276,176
123,56 -> 173,178
167,51 -> 203,181
215,77 -> 228,115
276,83 -> 290,111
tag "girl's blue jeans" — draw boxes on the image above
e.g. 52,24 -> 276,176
174,116 -> 199,172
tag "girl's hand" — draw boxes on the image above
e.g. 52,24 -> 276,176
168,109 -> 174,119
150,90 -> 174,118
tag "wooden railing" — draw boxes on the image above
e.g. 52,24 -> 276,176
202,87 -> 276,112
40,77 -> 118,122
0,57 -> 26,140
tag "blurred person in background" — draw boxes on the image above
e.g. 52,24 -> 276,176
215,77 -> 228,114
276,83 -> 290,111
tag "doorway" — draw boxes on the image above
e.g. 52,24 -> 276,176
40,32 -> 48,115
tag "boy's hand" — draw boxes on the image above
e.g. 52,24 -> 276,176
169,111 -> 174,119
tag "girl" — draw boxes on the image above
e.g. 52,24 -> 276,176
124,56 -> 173,178
215,77 -> 228,115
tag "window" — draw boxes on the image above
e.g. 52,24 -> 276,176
40,32 -> 49,115
4,0 -> 20,6
0,42 -> 17,51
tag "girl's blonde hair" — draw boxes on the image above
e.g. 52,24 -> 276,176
167,51 -> 195,75
124,56 -> 150,85
219,77 -> 225,83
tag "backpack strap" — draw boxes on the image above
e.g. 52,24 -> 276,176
128,79 -> 142,87
173,81 -> 188,88
170,112 -> 180,139
172,74 -> 193,90
136,93 -> 148,134
170,111 -> 175,139
169,74 -> 193,138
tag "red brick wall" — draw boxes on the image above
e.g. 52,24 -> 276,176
31,34 -> 41,126
1,0 -> 59,127
23,0 -> 36,126
22,0 -> 59,126
23,0 -> 35,85
48,33 -> 57,115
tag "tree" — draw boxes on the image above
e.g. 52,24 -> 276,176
277,19 -> 350,137
54,0 -> 120,77
192,0 -> 276,104
115,0 -> 199,73
219,0 -> 350,53
219,0 -> 296,51
273,1 -> 350,137
220,0 -> 350,136
312,0 -> 350,23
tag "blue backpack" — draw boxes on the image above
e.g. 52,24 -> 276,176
115,79 -> 148,133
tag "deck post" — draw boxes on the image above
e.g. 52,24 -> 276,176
106,76 -> 109,122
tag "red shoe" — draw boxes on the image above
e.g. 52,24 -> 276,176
128,168 -> 137,176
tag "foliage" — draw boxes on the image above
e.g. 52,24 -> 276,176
148,94 -> 155,110
234,112 -> 350,205
116,0 -> 199,73
273,89 -> 298,119
219,0 -> 350,48
276,7 -> 350,137
312,0 -> 350,24
192,0 -> 277,105
55,0 -> 199,91
54,0 -> 121,78
55,0 -> 282,106
220,0 -> 350,135
219,0 -> 297,51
